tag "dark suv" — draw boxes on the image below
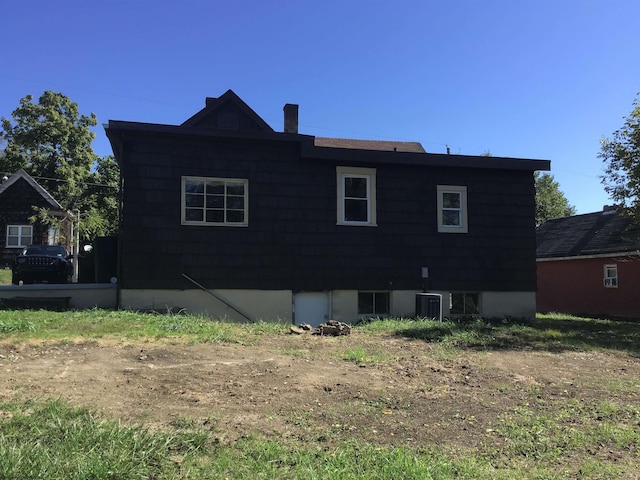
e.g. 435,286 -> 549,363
12,245 -> 73,285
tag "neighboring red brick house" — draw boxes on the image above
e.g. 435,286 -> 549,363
536,208 -> 640,319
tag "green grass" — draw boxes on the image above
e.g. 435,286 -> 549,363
494,400 -> 640,462
338,345 -> 392,364
0,308 -> 289,344
0,399 -> 208,480
354,314 -> 640,354
1,309 -> 639,353
0,268 -> 11,285
2,311 -> 640,478
2,397 -> 637,479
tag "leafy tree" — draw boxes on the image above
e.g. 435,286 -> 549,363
599,95 -> 640,219
479,150 -> 574,225
81,155 -> 120,238
1,91 -> 119,240
0,134 -> 6,164
535,172 -> 576,226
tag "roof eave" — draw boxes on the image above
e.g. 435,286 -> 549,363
104,120 -> 550,172
537,250 -> 640,261
303,143 -> 550,171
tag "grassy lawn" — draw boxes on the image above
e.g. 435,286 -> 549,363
4,309 -> 636,354
1,310 -> 639,479
0,268 -> 11,285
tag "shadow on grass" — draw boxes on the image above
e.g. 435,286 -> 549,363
392,315 -> 640,354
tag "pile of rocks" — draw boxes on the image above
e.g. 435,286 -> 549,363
290,319 -> 351,336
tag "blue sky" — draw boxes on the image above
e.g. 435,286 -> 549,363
2,0 -> 639,214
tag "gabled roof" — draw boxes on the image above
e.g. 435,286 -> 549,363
181,89 -> 274,132
0,168 -> 64,210
536,209 -> 640,259
314,137 -> 426,153
106,89 -> 551,173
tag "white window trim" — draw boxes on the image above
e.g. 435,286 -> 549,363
437,185 -> 468,233
336,166 -> 377,226
6,225 -> 33,248
603,264 -> 618,288
181,176 -> 249,227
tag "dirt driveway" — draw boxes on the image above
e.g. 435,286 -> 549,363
1,332 -> 639,450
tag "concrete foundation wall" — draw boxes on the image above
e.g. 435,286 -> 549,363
119,289 -> 293,323
0,285 -> 534,323
329,290 -> 452,322
120,289 -> 534,322
482,291 -> 536,320
0,284 -> 117,309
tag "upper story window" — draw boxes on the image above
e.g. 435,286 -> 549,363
337,166 -> 377,226
182,176 -> 248,226
604,264 -> 618,288
437,185 -> 468,233
6,225 -> 33,248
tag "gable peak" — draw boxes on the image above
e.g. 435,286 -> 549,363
182,89 -> 274,133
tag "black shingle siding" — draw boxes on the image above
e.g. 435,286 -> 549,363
116,131 -> 538,293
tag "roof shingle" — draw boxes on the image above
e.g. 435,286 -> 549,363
536,209 -> 640,258
314,137 -> 426,153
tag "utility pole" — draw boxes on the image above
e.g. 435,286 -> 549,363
72,209 -> 80,282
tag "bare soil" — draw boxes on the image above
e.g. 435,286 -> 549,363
1,332 -> 639,450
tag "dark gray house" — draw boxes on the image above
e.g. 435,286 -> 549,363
0,169 -> 70,267
105,89 -> 550,323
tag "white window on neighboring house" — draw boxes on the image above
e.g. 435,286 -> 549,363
437,185 -> 468,233
47,227 -> 60,245
182,176 -> 248,226
6,225 -> 33,248
337,166 -> 377,226
604,264 -> 618,288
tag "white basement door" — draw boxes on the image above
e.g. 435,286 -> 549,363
293,292 -> 329,327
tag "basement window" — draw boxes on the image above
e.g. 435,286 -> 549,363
358,291 -> 390,316
603,264 -> 618,288
450,292 -> 480,315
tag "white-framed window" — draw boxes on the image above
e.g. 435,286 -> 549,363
182,176 -> 248,226
604,264 -> 618,288
47,227 -> 60,245
337,166 -> 377,226
358,291 -> 390,315
437,185 -> 468,233
6,225 -> 33,248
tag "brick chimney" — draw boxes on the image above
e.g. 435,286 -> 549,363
283,103 -> 298,134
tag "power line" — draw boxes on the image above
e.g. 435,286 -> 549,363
1,171 -> 118,189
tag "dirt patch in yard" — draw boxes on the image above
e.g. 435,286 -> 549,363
1,332 -> 639,451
